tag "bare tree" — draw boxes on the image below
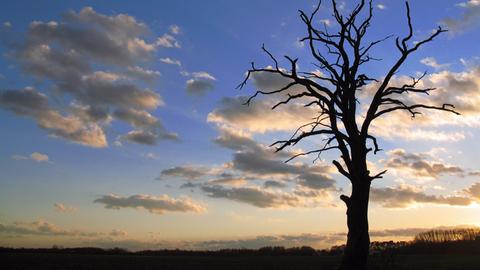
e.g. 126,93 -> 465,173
238,1 -> 458,269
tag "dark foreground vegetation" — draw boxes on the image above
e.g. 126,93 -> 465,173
2,229 -> 480,270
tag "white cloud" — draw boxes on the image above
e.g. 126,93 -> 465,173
294,38 -> 305,48
30,152 -> 49,162
143,152 -> 157,160
319,19 -> 331,26
460,56 -> 480,69
457,0 -> 480,8
11,151 -> 50,162
156,34 -> 181,48
420,57 -> 450,70
169,24 -> 181,35
192,71 -> 216,81
159,57 -> 181,67
11,155 -> 28,161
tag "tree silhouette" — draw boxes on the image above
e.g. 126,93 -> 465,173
238,1 -> 458,269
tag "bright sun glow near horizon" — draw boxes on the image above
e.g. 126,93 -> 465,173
1,0 -> 480,251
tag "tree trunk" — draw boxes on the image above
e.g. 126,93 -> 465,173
339,180 -> 371,270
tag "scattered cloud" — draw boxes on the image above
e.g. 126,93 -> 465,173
264,180 -> 287,189
368,227 -> 428,237
124,66 -> 161,82
0,219 -> 100,237
185,72 -> 216,96
376,4 -> 386,10
113,107 -> 177,145
83,225 -> 479,251
458,0 -> 480,7
464,182 -> 480,200
366,64 -> 480,141
294,38 -> 305,48
186,79 -> 215,96
190,233 -> 343,250
0,7 -> 178,147
1,88 -> 108,147
11,151 -> 50,162
200,185 -> 328,208
420,57 -> 450,70
110,229 -> 128,237
319,19 -> 331,26
371,184 -> 473,208
207,96 -> 317,133
208,175 -> 249,186
160,57 -> 181,67
160,126 -> 336,209
442,0 -> 480,34
2,218 -> 477,251
460,56 -> 480,69
156,33 -> 181,48
169,24 -> 181,35
192,72 -> 216,81
215,127 -> 334,187
383,148 -> 464,180
10,155 -> 28,161
197,41 -> 480,210
30,152 -> 49,162
94,194 -> 206,214
54,203 -> 76,213
143,152 -> 157,160
160,165 -> 211,180
0,219 -> 131,243
191,224 -> 479,250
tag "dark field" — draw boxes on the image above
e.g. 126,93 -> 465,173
1,253 -> 479,270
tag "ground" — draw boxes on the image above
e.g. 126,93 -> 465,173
1,253 -> 479,270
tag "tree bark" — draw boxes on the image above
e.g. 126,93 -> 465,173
339,179 -> 371,270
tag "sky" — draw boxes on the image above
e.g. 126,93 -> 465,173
1,0 -> 480,250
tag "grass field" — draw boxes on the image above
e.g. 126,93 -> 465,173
1,253 -> 479,270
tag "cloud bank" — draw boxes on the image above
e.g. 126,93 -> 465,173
0,7 -> 180,147
94,194 -> 206,214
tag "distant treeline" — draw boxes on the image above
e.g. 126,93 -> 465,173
329,228 -> 480,255
414,228 -> 480,243
395,228 -> 480,255
0,246 -> 322,257
2,228 -> 480,256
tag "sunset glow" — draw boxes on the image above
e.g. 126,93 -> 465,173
1,0 -> 480,251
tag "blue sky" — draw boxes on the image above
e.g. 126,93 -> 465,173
1,0 -> 480,250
